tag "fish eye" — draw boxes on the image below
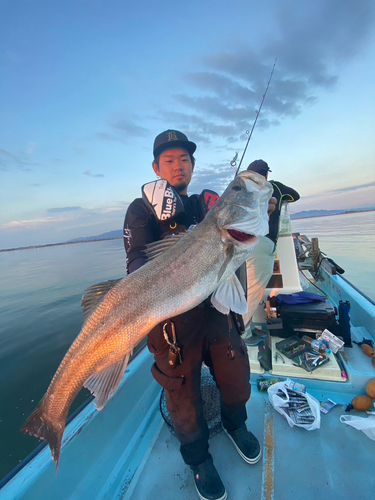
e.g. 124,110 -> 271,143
232,185 -> 241,191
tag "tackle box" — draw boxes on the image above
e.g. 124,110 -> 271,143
275,336 -> 309,359
275,336 -> 330,372
274,300 -> 338,338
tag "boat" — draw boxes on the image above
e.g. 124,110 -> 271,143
0,215 -> 374,500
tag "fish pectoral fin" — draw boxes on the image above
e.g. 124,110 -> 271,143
211,274 -> 248,315
84,352 -> 132,411
144,232 -> 187,260
81,278 -> 123,323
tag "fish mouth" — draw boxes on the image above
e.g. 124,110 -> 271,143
227,229 -> 257,243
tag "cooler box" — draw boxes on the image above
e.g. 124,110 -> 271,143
274,301 -> 338,338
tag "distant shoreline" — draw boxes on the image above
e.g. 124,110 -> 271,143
0,238 -> 122,253
292,208 -> 374,221
1,209 -> 373,253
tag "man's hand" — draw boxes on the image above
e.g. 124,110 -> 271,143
268,197 -> 277,216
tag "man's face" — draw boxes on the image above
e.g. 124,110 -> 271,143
152,147 -> 194,195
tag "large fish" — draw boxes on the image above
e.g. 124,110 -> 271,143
21,170 -> 272,468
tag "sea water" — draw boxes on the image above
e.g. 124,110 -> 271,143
291,211 -> 374,301
0,240 -> 127,480
0,212 -> 374,480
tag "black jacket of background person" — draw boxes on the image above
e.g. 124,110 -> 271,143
123,194 -> 201,274
268,181 -> 300,244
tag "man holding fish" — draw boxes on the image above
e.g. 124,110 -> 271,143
124,130 -> 273,500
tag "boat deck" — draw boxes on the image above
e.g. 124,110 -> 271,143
128,390 -> 373,500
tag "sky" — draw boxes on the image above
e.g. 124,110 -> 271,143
1,0 -> 375,249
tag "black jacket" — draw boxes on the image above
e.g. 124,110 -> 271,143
123,194 -> 201,274
267,181 -> 300,244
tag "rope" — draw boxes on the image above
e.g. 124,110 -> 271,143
309,245 -> 322,272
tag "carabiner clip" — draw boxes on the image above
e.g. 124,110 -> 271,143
163,321 -> 177,345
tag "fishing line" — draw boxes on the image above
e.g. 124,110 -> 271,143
232,58 -> 277,177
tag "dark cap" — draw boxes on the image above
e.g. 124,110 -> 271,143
247,159 -> 271,176
153,129 -> 197,158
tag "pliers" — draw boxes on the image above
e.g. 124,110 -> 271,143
275,351 -> 285,364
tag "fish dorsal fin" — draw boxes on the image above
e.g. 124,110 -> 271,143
81,278 -> 123,323
211,274 -> 248,315
84,353 -> 132,411
144,232 -> 187,261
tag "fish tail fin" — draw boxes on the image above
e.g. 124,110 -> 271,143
21,399 -> 65,470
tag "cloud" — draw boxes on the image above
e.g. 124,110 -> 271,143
156,1 -> 375,145
110,119 -> 148,137
3,219 -> 55,231
174,94 -> 252,123
2,204 -> 128,234
185,72 -> 257,102
288,181 -> 375,212
0,148 -> 18,160
0,148 -> 18,171
0,148 -> 36,171
95,132 -> 123,142
95,118 -> 149,146
189,163 -> 237,195
267,1 -> 374,82
83,170 -> 104,178
47,206 -> 82,213
328,181 -> 375,194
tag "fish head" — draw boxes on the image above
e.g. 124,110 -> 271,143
209,170 -> 273,246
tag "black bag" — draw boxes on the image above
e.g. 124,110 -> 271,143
275,301 -> 338,338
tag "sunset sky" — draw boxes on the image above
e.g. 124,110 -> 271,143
1,0 -> 374,249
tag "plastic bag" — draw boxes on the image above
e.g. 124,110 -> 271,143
340,415 -> 375,441
317,329 -> 344,353
268,378 -> 321,430
279,203 -> 292,235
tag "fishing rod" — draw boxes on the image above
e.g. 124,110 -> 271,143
231,58 -> 277,176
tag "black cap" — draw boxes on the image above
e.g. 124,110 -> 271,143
153,129 -> 197,158
247,159 -> 271,176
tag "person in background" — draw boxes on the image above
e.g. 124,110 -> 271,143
242,159 -> 300,342
123,130 -> 262,500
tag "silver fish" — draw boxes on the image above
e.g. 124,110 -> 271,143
21,170 -> 272,468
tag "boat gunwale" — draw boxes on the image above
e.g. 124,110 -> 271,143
0,340 -> 148,490
338,273 -> 375,306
